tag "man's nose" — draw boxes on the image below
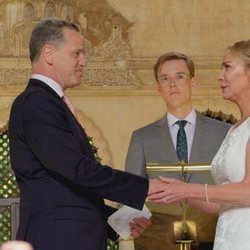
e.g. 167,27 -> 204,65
80,54 -> 87,67
169,77 -> 177,86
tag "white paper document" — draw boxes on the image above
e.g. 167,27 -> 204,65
107,205 -> 152,240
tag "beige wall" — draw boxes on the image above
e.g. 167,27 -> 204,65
0,0 -> 247,171
108,0 -> 250,57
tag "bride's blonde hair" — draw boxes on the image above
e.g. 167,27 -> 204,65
226,40 -> 250,68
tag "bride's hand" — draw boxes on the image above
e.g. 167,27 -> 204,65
159,176 -> 183,184
147,177 -> 187,204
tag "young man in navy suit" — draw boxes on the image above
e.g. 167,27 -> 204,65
9,18 -> 163,250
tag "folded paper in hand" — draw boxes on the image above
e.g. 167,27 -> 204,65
107,205 -> 152,240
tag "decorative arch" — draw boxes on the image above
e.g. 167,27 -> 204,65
76,109 -> 113,166
43,1 -> 57,18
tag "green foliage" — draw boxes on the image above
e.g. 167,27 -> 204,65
201,109 -> 237,124
107,239 -> 119,250
0,131 -> 19,199
88,137 -> 119,250
88,136 -> 102,162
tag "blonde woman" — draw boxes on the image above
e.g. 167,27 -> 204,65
148,40 -> 250,250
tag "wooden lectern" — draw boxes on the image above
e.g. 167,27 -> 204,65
146,162 -> 211,250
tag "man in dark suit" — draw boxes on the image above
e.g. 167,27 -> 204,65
125,52 -> 231,249
9,18 -> 163,250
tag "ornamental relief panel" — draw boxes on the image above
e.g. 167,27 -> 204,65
0,0 -> 141,88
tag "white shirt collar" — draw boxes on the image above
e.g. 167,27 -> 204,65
31,74 -> 64,97
167,108 -> 196,127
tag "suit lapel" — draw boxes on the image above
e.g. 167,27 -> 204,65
156,114 -> 179,163
190,112 -> 207,162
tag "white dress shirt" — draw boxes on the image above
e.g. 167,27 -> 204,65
31,74 -> 64,97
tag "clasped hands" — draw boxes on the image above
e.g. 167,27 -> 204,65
148,177 -> 187,204
128,177 -> 186,238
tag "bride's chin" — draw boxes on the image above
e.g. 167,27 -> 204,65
221,91 -> 231,100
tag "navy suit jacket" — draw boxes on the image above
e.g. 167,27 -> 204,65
9,79 -> 148,250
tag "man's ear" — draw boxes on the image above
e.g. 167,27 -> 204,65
42,44 -> 54,65
155,81 -> 161,93
190,76 -> 198,89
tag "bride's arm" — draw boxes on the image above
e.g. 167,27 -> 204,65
186,199 -> 220,214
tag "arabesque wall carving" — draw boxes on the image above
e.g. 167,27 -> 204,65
0,0 -> 140,87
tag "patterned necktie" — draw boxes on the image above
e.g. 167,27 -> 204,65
176,120 -> 188,163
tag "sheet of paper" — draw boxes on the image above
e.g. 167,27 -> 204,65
107,205 -> 152,240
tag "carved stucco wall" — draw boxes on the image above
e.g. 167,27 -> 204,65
0,0 -> 248,169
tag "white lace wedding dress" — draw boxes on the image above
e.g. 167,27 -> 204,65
211,117 -> 250,250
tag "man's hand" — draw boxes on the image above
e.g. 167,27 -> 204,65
0,241 -> 33,250
129,217 -> 151,238
148,178 -> 166,196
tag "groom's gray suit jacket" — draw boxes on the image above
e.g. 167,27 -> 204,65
125,111 -> 231,184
